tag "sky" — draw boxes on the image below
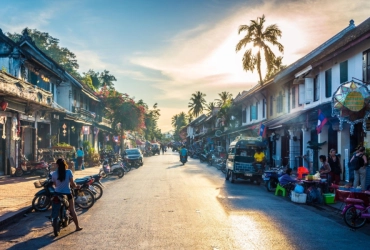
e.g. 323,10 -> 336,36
1,0 -> 370,132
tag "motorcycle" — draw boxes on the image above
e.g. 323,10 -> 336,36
32,176 -> 54,212
180,155 -> 187,165
75,175 -> 103,201
262,166 -> 284,192
199,152 -> 208,163
51,193 -> 73,237
15,155 -> 49,177
73,179 -> 96,209
215,157 -> 227,173
99,159 -> 124,178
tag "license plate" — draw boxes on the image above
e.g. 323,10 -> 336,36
245,173 -> 252,177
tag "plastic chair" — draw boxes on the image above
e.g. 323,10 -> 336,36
275,183 -> 286,197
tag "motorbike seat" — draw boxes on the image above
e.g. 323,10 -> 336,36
75,177 -> 91,184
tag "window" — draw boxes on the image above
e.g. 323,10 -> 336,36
262,99 -> 266,118
314,75 -> 320,101
363,49 -> 370,83
325,68 -> 332,98
242,109 -> 246,123
292,86 -> 296,109
255,102 -> 258,120
270,96 -> 273,116
277,92 -> 283,113
250,105 -> 257,121
340,60 -> 348,83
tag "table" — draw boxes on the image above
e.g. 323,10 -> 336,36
334,190 -> 369,206
301,180 -> 328,192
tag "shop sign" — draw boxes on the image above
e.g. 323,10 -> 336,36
332,80 -> 370,134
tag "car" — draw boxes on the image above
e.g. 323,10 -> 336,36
123,148 -> 144,167
151,143 -> 160,155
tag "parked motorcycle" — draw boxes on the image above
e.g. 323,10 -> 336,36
51,193 -> 73,237
73,180 -> 96,209
199,152 -> 207,163
32,177 -> 54,212
262,166 -> 284,192
99,159 -> 124,178
75,175 -> 103,201
215,157 -> 227,173
15,155 -> 49,177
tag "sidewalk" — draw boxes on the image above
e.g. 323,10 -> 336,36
0,165 -> 101,230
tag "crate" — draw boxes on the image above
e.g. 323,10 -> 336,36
323,193 -> 335,204
291,191 -> 307,204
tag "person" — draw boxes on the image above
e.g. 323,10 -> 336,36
319,155 -> 331,179
351,146 -> 367,191
279,168 -> 297,193
252,147 -> 265,173
328,149 -> 341,185
76,147 -> 84,170
180,146 -> 188,162
161,144 -> 165,155
51,159 -> 83,232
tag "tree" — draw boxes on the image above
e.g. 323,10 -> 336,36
264,56 -> 286,81
7,28 -> 80,79
215,92 -> 233,107
188,91 -> 207,117
205,102 -> 217,115
236,15 -> 284,84
99,70 -> 116,88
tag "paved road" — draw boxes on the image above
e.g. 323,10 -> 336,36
0,152 -> 369,250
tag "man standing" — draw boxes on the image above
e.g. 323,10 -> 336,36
77,147 -> 84,170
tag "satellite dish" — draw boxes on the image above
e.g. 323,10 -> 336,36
215,130 -> 222,137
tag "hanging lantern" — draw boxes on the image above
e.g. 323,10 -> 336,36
0,101 -> 8,111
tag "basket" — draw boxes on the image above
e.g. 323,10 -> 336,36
323,193 -> 335,204
291,191 -> 307,204
33,180 -> 44,188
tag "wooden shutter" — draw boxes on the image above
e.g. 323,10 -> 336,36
299,84 -> 305,104
305,78 -> 313,103
340,61 -> 348,83
242,109 -> 246,123
325,69 -> 332,98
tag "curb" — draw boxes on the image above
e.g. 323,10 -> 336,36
0,206 -> 33,231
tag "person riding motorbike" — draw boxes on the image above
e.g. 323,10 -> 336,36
51,158 -> 83,232
179,146 -> 188,162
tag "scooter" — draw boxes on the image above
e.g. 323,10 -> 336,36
262,166 -> 284,192
180,155 -> 187,165
99,159 -> 124,178
51,193 -> 72,237
15,155 -> 49,177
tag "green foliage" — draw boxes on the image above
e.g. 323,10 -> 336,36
1,66 -> 7,72
83,140 -> 92,150
188,91 -> 207,117
7,28 -> 79,77
236,15 -> 284,84
56,142 -> 72,147
82,69 -> 116,90
105,145 -> 113,152
215,92 -> 233,107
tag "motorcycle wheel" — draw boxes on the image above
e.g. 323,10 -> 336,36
76,189 -> 95,209
91,183 -> 103,200
15,168 -> 23,177
343,205 -> 367,229
32,195 -> 51,212
99,170 -> 107,178
52,219 -> 60,237
230,171 -> 236,183
266,178 -> 278,192
117,169 -> 124,178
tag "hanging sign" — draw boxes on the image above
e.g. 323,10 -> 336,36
332,80 -> 370,134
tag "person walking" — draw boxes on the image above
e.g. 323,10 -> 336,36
52,159 -> 83,232
328,149 -> 342,185
350,146 -> 367,190
76,147 -> 84,170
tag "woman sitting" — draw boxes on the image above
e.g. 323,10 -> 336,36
279,168 -> 298,193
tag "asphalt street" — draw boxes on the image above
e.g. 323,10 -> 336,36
0,152 -> 369,250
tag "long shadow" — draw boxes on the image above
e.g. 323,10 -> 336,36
0,175 -> 44,184
166,164 -> 183,169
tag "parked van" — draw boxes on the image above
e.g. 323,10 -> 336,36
225,137 -> 269,184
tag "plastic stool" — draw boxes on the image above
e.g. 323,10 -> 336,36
275,183 -> 286,197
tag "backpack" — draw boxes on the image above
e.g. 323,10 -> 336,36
351,154 -> 364,170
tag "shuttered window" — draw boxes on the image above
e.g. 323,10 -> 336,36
363,50 -> 370,83
242,109 -> 246,123
340,60 -> 348,83
325,69 -> 332,98
270,96 -> 273,116
292,86 -> 296,109
262,99 -> 266,118
314,75 -> 319,101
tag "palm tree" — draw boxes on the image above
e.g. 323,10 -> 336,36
205,102 -> 216,115
215,92 -> 233,107
236,15 -> 284,84
171,114 -> 179,129
188,91 -> 207,117
264,56 -> 286,81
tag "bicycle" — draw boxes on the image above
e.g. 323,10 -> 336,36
342,191 -> 370,229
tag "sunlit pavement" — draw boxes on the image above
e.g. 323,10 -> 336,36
1,152 -> 369,250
